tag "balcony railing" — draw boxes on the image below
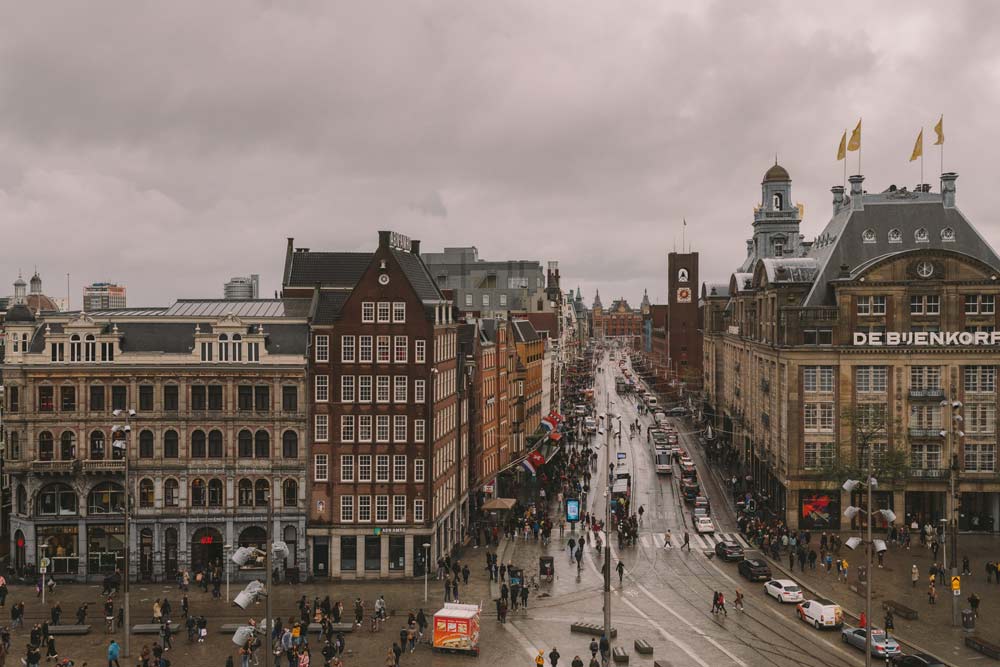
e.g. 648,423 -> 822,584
909,467 -> 948,479
908,427 -> 942,438
909,388 -> 945,400
82,459 -> 126,472
30,460 -> 78,473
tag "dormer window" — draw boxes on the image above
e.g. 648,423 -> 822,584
218,334 -> 229,361
888,228 -> 902,244
862,228 -> 877,244
915,228 -> 929,243
941,227 -> 955,242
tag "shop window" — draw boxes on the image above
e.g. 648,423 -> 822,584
340,536 -> 357,572
389,535 -> 405,571
88,482 -> 125,515
364,535 -> 381,571
39,484 -> 77,516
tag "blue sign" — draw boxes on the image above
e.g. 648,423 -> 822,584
565,498 -> 581,523
617,452 -> 627,460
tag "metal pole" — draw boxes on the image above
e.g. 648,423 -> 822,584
40,544 -> 46,606
603,361 -> 612,647
949,393 -> 960,627
423,544 -> 430,602
123,413 -> 131,658
225,544 -> 231,604
864,446 -> 872,667
265,486 -> 274,647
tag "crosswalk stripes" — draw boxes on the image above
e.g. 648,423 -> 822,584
633,530 -> 751,551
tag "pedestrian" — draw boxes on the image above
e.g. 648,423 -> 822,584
417,608 -> 427,638
392,641 -> 402,667
572,656 -> 584,667
682,532 -> 690,550
988,561 -> 995,584
535,650 -> 545,667
499,599 -> 507,624
884,609 -> 895,637
589,639 -> 598,660
710,591 -> 719,614
734,589 -> 744,612
859,611 -> 866,629
616,561 -> 625,586
969,592 -> 981,618
107,639 -> 121,667
599,635 -> 610,664
928,582 -> 937,605
549,647 -> 561,666
44,635 -> 57,662
663,530 -> 672,549
49,602 -> 61,626
161,620 -> 173,651
462,564 -> 470,585
911,564 -> 919,588
520,586 -> 529,609
717,592 -> 727,616
495,598 -> 503,622
384,647 -> 396,667
963,556 -> 971,576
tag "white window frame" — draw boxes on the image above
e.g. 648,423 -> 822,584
375,454 -> 390,482
464,294 -> 473,307
394,336 -> 408,363
315,375 -> 329,402
358,454 -> 372,482
393,455 -> 407,482
341,376 -> 355,402
314,454 -> 329,482
392,302 -> 406,323
357,495 -> 372,522
414,458 -> 425,482
415,419 -> 426,443
340,455 -> 355,482
314,415 -> 329,442
393,414 -> 407,442
414,499 -> 425,522
358,376 -> 372,403
340,495 -> 354,522
376,415 -> 390,443
359,336 -> 373,363
315,335 -> 329,362
415,340 -> 426,364
376,376 -> 390,403
393,495 -> 406,522
394,376 -> 407,403
358,415 -> 373,442
377,302 -> 391,323
414,379 -> 426,403
340,415 -> 355,442
341,336 -> 356,363
362,302 -> 375,323
375,495 -> 389,523
377,336 -> 391,363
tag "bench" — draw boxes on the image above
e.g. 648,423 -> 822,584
966,635 -> 1000,659
131,624 -> 182,635
881,600 -> 918,621
612,646 -> 629,664
308,622 -> 355,634
634,639 -> 653,655
49,625 -> 90,635
570,621 -> 617,638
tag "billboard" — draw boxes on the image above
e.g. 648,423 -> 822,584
565,498 -> 580,523
799,490 -> 841,530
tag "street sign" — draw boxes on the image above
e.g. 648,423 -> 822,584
39,567 -> 47,574
616,453 -> 626,460
953,589 -> 961,597
951,575 -> 961,591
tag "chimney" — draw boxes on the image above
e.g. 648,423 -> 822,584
941,172 -> 958,208
831,185 -> 845,214
839,263 -> 851,278
378,230 -> 391,248
410,239 -> 420,256
848,175 -> 865,211
286,237 -> 294,254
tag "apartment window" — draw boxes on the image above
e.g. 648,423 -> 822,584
376,376 -> 390,403
415,419 -> 426,443
803,403 -> 834,433
464,294 -> 473,306
415,458 -> 425,482
208,385 -> 224,411
49,343 -> 63,362
315,375 -> 329,402
164,479 -> 179,506
376,415 -> 390,443
358,415 -> 373,442
394,376 -> 407,403
247,342 -> 259,362
362,302 -> 375,323
415,340 -> 426,364
163,385 -> 179,411
394,336 -> 408,363
340,496 -> 354,522
333,457 -> 353,486
909,405 -> 941,430
376,455 -> 390,482
377,336 -> 390,363
359,376 -> 372,402
84,336 -> 97,361
414,379 -> 426,403
965,294 -> 996,315
377,302 -> 391,323
966,403 -> 996,435
911,443 -> 943,469
315,415 -> 329,442
802,366 -> 834,393
857,295 -> 886,316
964,444 -> 996,472
393,455 -> 407,482
856,403 -> 888,430
138,385 -> 154,412
358,455 -> 372,482
191,386 -> 206,410
393,495 -> 406,522
282,385 -> 298,411
983,295 -> 996,314
393,415 -> 407,442
314,454 -> 329,481
253,385 -> 268,411
910,366 -> 941,391
200,341 -> 212,361
500,294 -> 508,307
340,415 -> 355,442
237,386 -> 253,411
375,495 -> 389,522
482,294 -> 490,307
855,366 -> 887,393
341,376 -> 356,402
100,342 -> 115,361
392,302 -> 406,323
164,430 -> 179,458
414,499 -> 425,522
358,496 -> 372,522
857,442 -> 888,467
803,442 -> 836,469
315,335 -> 329,362
341,336 -> 355,363
964,366 -> 996,393
359,336 -> 373,363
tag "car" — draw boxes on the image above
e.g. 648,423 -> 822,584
667,407 -> 687,416
796,598 -> 843,629
840,627 -> 901,658
714,540 -> 744,561
694,496 -> 710,514
889,654 -> 946,667
738,558 -> 772,582
691,506 -> 710,525
694,516 -> 715,534
764,579 -> 804,603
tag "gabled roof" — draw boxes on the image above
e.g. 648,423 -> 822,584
285,251 -> 373,289
512,319 -> 539,343
701,282 -> 730,299
313,292 -> 351,325
392,249 -> 445,303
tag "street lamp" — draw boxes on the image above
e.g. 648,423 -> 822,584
111,407 -> 136,658
843,476 -> 896,667
224,544 -> 232,604
940,396 -> 964,627
422,543 -> 431,602
39,543 -> 48,605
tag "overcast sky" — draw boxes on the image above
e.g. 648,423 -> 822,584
2,1 -> 999,308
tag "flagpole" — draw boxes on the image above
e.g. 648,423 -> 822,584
843,129 -> 847,189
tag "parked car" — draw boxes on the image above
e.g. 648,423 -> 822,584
694,516 -> 715,534
714,540 -> 744,561
796,598 -> 843,629
691,506 -> 710,525
667,407 -> 687,416
764,579 -> 803,603
889,654 -> 946,667
694,496 -> 710,514
737,558 -> 771,582
840,627 -> 901,658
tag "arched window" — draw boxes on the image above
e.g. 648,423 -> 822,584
89,430 -> 106,460
208,430 -> 223,458
190,479 -> 206,507
84,334 -> 96,361
60,431 -> 76,460
16,485 -> 27,515
164,478 -> 179,507
139,479 -> 154,508
139,430 -> 154,459
38,431 -> 54,461
232,334 -> 242,362
282,431 -> 298,459
283,525 -> 297,566
772,192 -> 783,210
238,430 -> 253,458
70,334 -> 81,362
254,479 -> 269,507
88,482 -> 125,515
238,479 -> 253,507
208,479 -> 223,507
254,430 -> 270,459
282,479 -> 298,507
38,483 -> 77,516
218,334 -> 229,362
164,430 -> 179,458
191,430 -> 206,458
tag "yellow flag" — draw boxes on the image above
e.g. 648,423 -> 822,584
933,115 -> 944,145
847,119 -> 862,151
836,131 -> 846,160
910,129 -> 923,162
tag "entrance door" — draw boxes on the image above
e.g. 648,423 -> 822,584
190,527 -> 224,572
139,529 -> 154,581
164,528 -> 178,577
311,538 -> 328,578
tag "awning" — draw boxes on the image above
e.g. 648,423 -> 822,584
482,498 -> 517,511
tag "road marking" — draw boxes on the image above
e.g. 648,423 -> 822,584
617,591 -> 713,667
505,616 -> 549,660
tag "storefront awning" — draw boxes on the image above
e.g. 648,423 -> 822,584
482,498 -> 517,511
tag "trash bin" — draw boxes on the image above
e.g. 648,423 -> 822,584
539,556 -> 554,581
962,609 -> 976,631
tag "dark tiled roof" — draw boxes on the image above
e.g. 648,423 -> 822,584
512,319 -> 539,343
392,250 -> 444,302
262,324 -> 309,355
285,252 -> 373,288
116,322 -> 208,354
313,292 -> 351,325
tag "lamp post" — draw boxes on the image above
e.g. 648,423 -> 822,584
39,543 -> 47,605
112,408 -> 135,658
941,395 -> 963,627
422,542 -> 431,602
224,544 -> 232,604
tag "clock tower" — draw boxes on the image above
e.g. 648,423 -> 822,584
667,251 -> 701,384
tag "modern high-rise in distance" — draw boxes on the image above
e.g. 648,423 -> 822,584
83,282 -> 126,310
224,274 -> 260,299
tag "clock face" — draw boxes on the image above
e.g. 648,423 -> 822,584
677,287 -> 692,303
916,261 -> 934,278
378,274 -> 390,285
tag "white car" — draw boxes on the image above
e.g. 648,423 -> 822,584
764,579 -> 804,603
796,598 -> 843,629
694,516 -> 715,534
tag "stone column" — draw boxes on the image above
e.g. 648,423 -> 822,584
380,533 -> 389,578
356,536 -> 365,579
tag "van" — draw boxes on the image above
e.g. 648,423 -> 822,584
655,453 -> 672,474
646,396 -> 659,408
